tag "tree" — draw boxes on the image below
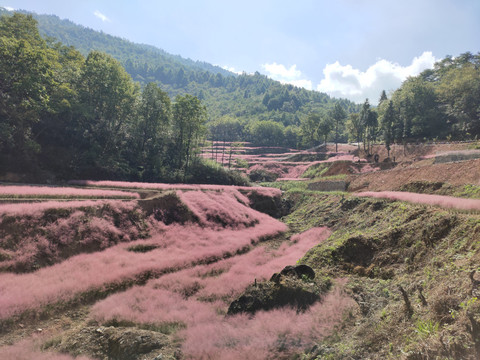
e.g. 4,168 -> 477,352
172,94 -> 207,180
391,77 -> 445,141
359,99 -> 371,153
283,125 -> 300,148
35,43 -> 85,176
381,101 -> 395,158
208,116 -> 243,163
367,109 -> 378,146
134,82 -> 171,180
346,113 -> 363,150
330,103 -> 347,152
436,63 -> 480,138
0,13 -> 56,170
300,114 -> 321,148
247,120 -> 284,146
77,51 -> 139,177
317,115 -> 333,145
378,90 -> 388,106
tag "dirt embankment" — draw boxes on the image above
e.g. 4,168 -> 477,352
348,158 -> 480,192
362,142 -> 477,163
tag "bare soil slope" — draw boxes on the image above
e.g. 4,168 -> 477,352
349,158 -> 480,192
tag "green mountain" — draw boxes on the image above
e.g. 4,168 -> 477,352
0,7 -> 359,127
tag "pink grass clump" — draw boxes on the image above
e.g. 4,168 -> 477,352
0,201 -> 144,272
177,190 -> 259,228
356,191 -> 480,211
0,185 -> 139,199
90,226 -> 342,359
0,207 -> 287,319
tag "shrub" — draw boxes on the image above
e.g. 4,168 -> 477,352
186,159 -> 250,186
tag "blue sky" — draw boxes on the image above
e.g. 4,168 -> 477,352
2,0 -> 479,103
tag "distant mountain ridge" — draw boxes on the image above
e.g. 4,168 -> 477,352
0,7 -> 360,125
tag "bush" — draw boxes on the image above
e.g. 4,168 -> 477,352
186,159 -> 250,186
249,169 -> 279,182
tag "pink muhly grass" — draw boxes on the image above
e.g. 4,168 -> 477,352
68,180 -> 281,199
0,201 -> 143,272
0,216 -> 287,319
0,200 -> 135,216
182,288 -> 353,360
90,226 -> 338,359
0,185 -> 139,199
356,191 -> 480,211
177,190 -> 260,228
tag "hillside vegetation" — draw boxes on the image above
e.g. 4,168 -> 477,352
0,8 -> 358,127
282,191 -> 480,359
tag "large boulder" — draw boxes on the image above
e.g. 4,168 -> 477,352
228,265 -> 325,316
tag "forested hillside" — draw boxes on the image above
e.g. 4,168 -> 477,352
0,8 -> 359,130
0,12 -> 245,184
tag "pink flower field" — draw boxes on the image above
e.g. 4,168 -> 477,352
0,185 -> 139,199
0,181 -> 355,358
0,189 -> 287,321
0,200 -> 145,272
90,227 -> 353,359
68,180 -> 282,198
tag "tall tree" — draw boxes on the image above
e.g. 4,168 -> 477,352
77,51 -> 139,177
381,101 -> 395,158
436,63 -> 480,138
135,82 -> 171,180
346,113 -> 363,150
330,103 -> 347,152
359,99 -> 371,153
0,13 -> 56,170
172,94 -> 207,180
301,113 -> 321,148
317,115 -> 334,146
378,90 -> 388,106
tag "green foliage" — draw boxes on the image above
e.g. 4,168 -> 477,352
0,12 -> 215,183
0,13 -> 56,171
17,9 -> 360,147
415,319 -> 439,338
380,101 -> 395,157
301,163 -> 329,179
185,158 -> 250,186
172,94 -> 207,179
345,52 -> 480,150
247,120 -> 285,146
330,103 -> 347,151
76,51 -> 139,177
457,184 -> 480,199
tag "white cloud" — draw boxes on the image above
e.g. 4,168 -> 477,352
94,10 -> 111,22
262,62 -> 313,90
3,6 -> 15,11
317,51 -> 436,104
221,65 -> 243,75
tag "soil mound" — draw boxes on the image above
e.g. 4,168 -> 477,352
227,265 -> 323,315
57,326 -> 174,360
